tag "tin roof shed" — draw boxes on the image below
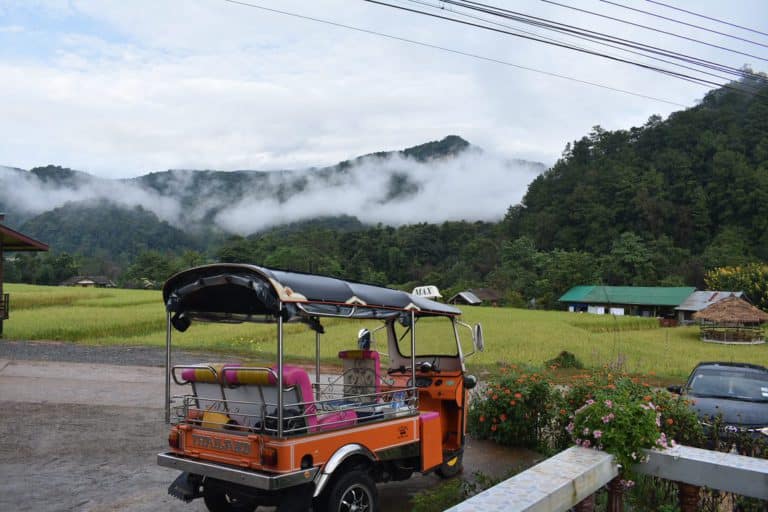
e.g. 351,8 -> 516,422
559,286 -> 696,307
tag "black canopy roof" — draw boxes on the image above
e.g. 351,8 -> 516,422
163,264 -> 461,328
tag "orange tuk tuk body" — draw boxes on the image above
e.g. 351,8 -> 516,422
158,264 -> 484,511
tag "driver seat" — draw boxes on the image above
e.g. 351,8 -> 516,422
338,349 -> 381,402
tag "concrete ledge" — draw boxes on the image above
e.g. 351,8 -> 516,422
636,444 -> 768,499
444,447 -> 617,512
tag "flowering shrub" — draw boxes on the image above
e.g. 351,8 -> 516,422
468,366 -> 554,450
570,378 -> 674,480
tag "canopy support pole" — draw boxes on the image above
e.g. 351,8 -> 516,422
410,310 -> 416,407
315,330 -> 321,395
165,311 -> 172,424
277,304 -> 284,438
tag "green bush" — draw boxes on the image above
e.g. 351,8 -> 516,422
468,366 -> 554,450
545,350 -> 584,369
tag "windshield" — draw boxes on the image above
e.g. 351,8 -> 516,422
394,316 -> 459,357
688,367 -> 768,401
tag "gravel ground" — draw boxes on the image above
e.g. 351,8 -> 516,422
0,340 -> 242,368
0,340 -> 539,512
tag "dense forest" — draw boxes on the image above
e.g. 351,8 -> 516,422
6,78 -> 768,308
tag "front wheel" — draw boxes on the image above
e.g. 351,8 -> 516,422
202,485 -> 258,512
324,470 -> 379,512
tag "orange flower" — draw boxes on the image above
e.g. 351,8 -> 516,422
492,394 -> 499,400
559,408 -> 567,415
510,400 -> 516,406
666,418 -> 674,426
643,395 -> 652,402
514,392 -> 523,399
491,425 -> 497,432
504,389 -> 511,395
500,413 -> 508,422
479,415 -> 485,423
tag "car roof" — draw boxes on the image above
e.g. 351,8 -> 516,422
693,361 -> 768,373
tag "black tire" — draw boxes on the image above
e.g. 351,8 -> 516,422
322,469 -> 379,512
435,452 -> 463,479
277,483 -> 314,512
202,485 -> 258,512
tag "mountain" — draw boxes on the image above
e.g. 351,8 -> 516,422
0,136 -> 545,262
505,76 -> 768,264
19,200 -> 202,262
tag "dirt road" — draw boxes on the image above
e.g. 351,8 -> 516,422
0,342 -> 538,512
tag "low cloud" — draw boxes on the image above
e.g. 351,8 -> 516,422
1,148 -> 543,234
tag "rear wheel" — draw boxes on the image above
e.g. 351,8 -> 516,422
324,470 -> 378,512
202,485 -> 258,512
435,452 -> 463,479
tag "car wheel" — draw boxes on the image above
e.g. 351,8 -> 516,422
324,470 -> 379,512
435,452 -> 463,479
202,486 -> 258,512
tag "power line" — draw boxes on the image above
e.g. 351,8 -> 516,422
540,0 -> 768,63
645,0 -> 768,39
443,0 -> 767,84
405,0 -> 734,83
219,0 -> 688,106
599,0 -> 768,49
365,0 -> 730,88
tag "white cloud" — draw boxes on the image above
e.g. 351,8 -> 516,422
0,0 -> 764,180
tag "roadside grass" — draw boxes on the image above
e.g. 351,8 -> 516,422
3,284 -> 766,379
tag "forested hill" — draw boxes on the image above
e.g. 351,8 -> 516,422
505,78 -> 768,263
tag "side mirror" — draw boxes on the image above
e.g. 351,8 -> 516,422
473,323 -> 485,353
464,375 -> 478,390
171,312 -> 191,332
667,385 -> 683,395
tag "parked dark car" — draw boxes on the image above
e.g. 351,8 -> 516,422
669,362 -> 768,441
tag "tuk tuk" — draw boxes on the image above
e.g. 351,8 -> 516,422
158,264 -> 484,511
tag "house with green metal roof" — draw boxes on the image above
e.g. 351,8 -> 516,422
559,285 -> 696,318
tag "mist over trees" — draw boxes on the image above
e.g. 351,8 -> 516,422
5,79 -> 768,308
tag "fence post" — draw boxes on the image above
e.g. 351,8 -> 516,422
677,482 -> 700,512
574,494 -> 596,512
607,478 -> 624,512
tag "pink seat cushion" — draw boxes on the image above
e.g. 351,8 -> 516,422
317,410 -> 358,431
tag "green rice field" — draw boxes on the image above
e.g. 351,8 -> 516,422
3,283 -> 766,379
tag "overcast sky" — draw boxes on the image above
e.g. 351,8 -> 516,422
1,0 -> 766,178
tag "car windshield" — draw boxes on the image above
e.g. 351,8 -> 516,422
688,367 -> 768,402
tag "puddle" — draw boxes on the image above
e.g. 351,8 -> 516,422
378,437 -> 541,511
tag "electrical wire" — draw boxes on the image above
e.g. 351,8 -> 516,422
405,0 -> 733,83
645,0 -> 768,39
220,0 -> 688,106
540,0 -> 768,63
599,0 -> 768,49
365,0 -> 732,88
443,0 -> 765,82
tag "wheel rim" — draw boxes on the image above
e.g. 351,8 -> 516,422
338,483 -> 372,512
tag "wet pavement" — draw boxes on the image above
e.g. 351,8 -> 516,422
0,341 -> 539,511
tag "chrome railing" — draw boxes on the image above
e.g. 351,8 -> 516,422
172,385 -> 418,436
0,293 -> 8,320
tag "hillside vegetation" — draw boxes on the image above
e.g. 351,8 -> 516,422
4,80 -> 768,306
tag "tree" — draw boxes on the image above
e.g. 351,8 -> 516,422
603,233 -> 655,285
705,263 -> 768,311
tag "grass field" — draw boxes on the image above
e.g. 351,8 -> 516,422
3,284 -> 767,380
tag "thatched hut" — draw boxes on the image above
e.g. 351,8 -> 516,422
693,295 -> 768,344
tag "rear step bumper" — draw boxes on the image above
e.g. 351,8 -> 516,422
157,452 -> 319,491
